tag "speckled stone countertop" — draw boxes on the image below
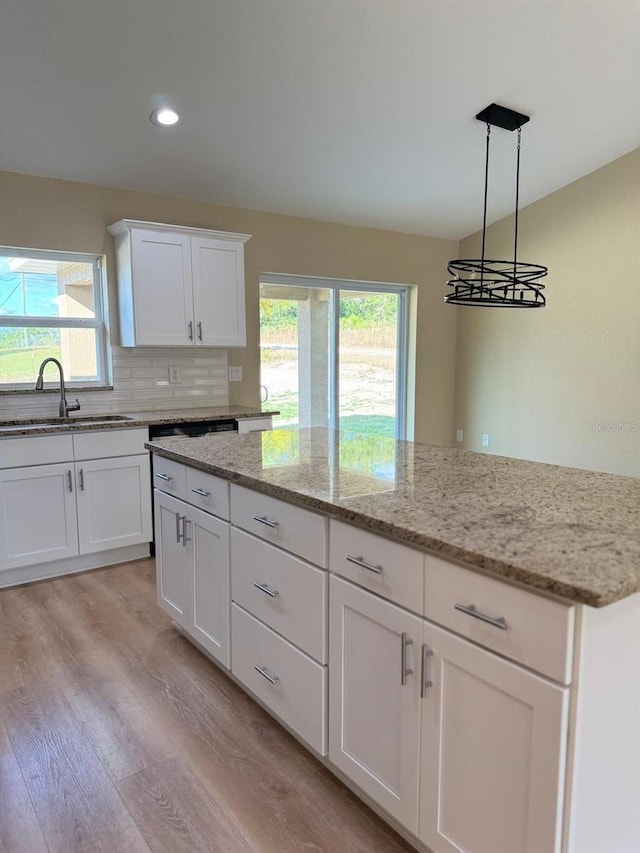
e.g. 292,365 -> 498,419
146,427 -> 640,608
0,406 -> 277,437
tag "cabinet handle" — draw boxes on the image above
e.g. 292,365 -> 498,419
401,632 -> 414,685
78,468 -> 84,491
454,603 -> 508,631
155,472 -> 173,482
188,321 -> 193,340
67,469 -> 73,492
253,582 -> 280,599
176,511 -> 183,543
252,515 -> 279,529
346,554 -> 383,574
254,665 -> 280,685
197,321 -> 202,341
421,643 -> 434,697
182,516 -> 191,547
190,487 -> 211,498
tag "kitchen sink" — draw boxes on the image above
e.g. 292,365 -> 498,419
0,414 -> 134,432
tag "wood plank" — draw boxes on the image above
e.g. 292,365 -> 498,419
0,750 -> 48,853
116,757 -> 253,853
0,561 -> 414,853
0,679 -> 150,853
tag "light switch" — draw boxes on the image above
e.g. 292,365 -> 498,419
228,366 -> 243,382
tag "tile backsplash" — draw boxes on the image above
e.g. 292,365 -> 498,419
0,347 -> 229,419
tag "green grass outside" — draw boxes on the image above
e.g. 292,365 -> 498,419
0,346 -> 61,383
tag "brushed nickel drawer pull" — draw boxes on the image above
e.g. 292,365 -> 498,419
175,511 -> 182,543
421,643 -> 434,697
67,469 -> 73,492
253,582 -> 280,599
78,468 -> 85,491
254,665 -> 280,685
401,632 -> 414,685
252,515 -> 279,529
197,321 -> 203,341
191,487 -> 211,497
454,603 -> 508,630
347,555 -> 383,574
155,472 -> 172,482
188,321 -> 193,340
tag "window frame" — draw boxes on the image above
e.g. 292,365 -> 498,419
0,246 -> 111,390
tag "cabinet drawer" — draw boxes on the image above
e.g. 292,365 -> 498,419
329,520 -> 424,614
73,428 -> 148,460
185,466 -> 229,520
230,484 -> 327,567
231,529 -> 327,663
152,457 -> 186,500
231,604 -> 327,754
424,555 -> 575,684
0,434 -> 73,468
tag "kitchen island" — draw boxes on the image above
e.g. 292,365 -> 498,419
147,427 -> 640,853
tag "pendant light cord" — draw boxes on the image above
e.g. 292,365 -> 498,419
480,122 -> 491,287
513,126 -> 521,285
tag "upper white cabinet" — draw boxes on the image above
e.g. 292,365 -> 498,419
108,220 -> 251,348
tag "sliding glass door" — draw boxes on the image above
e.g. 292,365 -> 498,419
259,277 -> 408,439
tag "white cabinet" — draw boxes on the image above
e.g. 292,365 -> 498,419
155,491 -> 189,623
76,454 -> 152,554
419,622 -> 568,853
329,575 -> 422,832
154,463 -> 231,668
329,572 -> 569,852
0,463 -> 79,570
0,428 -> 151,579
108,220 -> 250,348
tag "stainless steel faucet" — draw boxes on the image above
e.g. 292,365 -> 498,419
34,357 -> 81,419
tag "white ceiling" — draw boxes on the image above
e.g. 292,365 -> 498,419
1,1 -> 638,239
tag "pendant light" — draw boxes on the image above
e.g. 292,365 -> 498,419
445,103 -> 548,307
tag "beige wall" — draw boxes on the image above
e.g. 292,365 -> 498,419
0,170 -> 458,445
454,148 -> 640,476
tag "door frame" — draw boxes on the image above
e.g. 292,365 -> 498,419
260,273 -> 410,439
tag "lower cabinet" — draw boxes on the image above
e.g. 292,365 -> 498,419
76,455 -> 152,554
0,462 -> 79,569
154,489 -> 230,668
0,451 -> 152,571
419,622 -> 569,853
329,575 -> 569,853
329,574 -> 422,832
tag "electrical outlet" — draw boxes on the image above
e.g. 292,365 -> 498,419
228,366 -> 243,382
168,365 -> 181,384
456,429 -> 464,442
482,433 -> 490,447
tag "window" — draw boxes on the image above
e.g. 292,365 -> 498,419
260,275 -> 409,439
0,248 -> 109,388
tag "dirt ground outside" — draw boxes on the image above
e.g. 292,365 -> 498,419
261,345 -> 397,436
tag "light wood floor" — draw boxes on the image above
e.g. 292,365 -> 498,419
0,560 -> 415,853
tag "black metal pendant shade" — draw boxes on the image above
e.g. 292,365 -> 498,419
445,103 -> 548,308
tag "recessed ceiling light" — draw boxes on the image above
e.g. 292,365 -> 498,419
150,108 -> 181,127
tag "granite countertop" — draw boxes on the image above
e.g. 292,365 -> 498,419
146,427 -> 640,608
0,406 -> 277,437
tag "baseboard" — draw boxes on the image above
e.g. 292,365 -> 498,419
0,543 -> 151,588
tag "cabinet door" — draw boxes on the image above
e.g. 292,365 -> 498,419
191,235 -> 246,347
187,505 -> 230,668
76,454 -> 152,554
154,491 -> 190,624
419,622 -> 568,853
329,575 -> 421,833
130,227 -> 194,345
0,463 -> 78,570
